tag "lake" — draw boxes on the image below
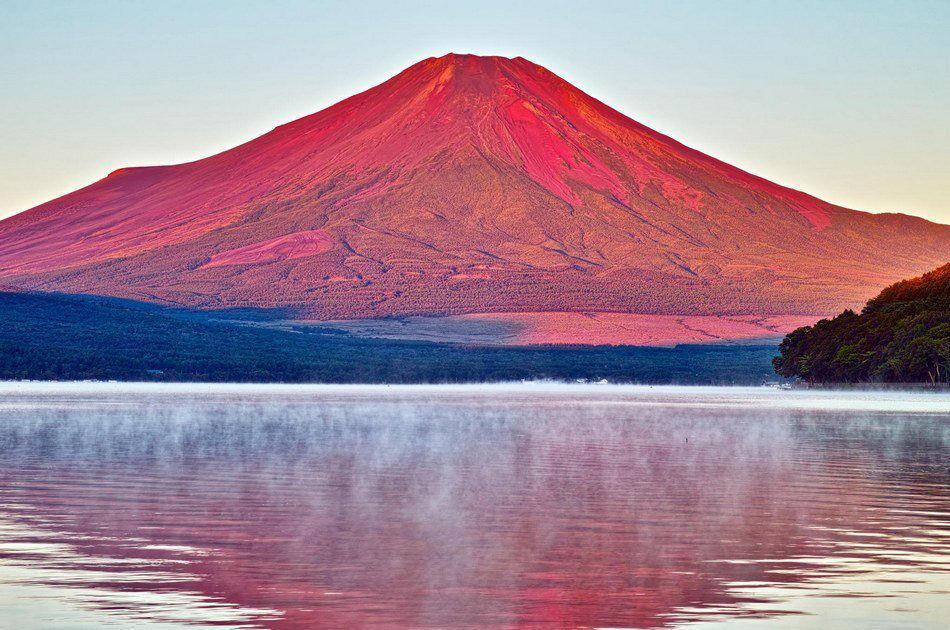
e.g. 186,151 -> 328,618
0,382 -> 947,629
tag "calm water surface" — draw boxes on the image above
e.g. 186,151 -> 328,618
0,382 -> 947,629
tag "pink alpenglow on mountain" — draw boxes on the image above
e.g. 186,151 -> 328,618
206,230 -> 334,267
0,54 -> 947,344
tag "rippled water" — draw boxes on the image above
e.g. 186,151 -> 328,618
0,383 -> 947,629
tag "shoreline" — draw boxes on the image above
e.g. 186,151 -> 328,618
1,380 -> 946,415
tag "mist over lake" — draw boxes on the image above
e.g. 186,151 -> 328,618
0,383 -> 947,628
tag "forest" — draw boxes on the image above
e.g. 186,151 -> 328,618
0,291 -> 779,384
773,263 -> 949,384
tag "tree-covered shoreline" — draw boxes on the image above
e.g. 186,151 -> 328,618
774,263 -> 949,385
0,291 -> 780,385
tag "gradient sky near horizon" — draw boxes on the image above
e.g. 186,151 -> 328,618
2,0 -> 948,223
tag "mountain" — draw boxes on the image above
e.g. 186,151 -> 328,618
774,263 -> 949,384
0,53 -> 946,340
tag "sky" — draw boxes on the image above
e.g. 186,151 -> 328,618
2,0 -> 948,224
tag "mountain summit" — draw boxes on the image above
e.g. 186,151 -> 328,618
0,54 -> 946,333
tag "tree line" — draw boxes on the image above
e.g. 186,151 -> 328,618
773,263 -> 949,384
0,291 -> 778,384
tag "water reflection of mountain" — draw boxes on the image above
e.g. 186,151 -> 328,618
0,386 -> 947,628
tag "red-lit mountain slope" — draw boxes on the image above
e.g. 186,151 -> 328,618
0,54 -> 947,327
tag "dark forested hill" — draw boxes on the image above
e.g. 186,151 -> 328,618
0,291 -> 778,384
773,263 -> 950,384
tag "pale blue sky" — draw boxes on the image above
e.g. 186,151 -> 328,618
2,0 -> 948,222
